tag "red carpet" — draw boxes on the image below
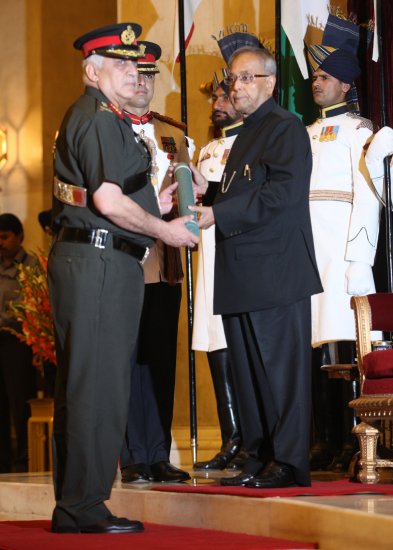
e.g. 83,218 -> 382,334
152,478 -> 393,498
0,520 -> 318,550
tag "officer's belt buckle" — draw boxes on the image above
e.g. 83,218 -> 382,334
53,177 -> 87,207
90,229 -> 108,249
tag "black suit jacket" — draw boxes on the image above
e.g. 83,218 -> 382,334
212,97 -> 323,315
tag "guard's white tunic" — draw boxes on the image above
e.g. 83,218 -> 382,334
308,108 -> 380,346
192,126 -> 241,351
133,114 -> 195,284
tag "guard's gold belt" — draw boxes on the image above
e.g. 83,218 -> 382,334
309,190 -> 353,204
53,177 -> 87,207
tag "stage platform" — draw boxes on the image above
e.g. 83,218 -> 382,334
1,467 -> 393,549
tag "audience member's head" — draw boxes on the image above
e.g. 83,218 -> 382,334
0,213 -> 24,262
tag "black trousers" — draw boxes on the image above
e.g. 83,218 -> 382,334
0,332 -> 35,472
121,282 -> 181,466
48,240 -> 144,528
223,297 -> 312,486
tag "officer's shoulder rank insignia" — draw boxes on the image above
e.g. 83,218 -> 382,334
319,125 -> 340,142
99,101 -> 113,113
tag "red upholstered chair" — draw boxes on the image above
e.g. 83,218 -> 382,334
349,293 -> 393,483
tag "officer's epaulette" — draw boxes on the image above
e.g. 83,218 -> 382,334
99,101 -> 125,119
151,111 -> 186,131
99,101 -> 113,114
347,112 -> 374,133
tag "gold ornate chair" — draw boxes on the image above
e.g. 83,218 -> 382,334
349,293 -> 393,483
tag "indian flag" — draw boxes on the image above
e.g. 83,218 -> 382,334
280,0 -> 329,123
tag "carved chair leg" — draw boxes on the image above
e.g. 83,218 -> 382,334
353,421 -> 380,484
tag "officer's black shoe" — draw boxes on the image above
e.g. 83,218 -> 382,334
80,516 -> 144,534
52,515 -> 144,534
150,461 -> 191,482
121,463 -> 153,483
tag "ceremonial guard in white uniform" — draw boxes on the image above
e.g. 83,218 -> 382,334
306,15 -> 382,472
120,42 -> 194,484
308,107 -> 378,344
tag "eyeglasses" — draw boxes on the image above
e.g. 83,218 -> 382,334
223,73 -> 271,86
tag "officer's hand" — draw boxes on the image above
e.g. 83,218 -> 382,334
163,216 -> 199,248
345,261 -> 374,295
189,205 -> 215,229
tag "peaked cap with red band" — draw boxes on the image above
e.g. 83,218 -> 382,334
73,23 -> 146,60
137,41 -> 162,74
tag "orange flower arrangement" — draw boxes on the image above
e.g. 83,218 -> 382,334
7,252 -> 56,369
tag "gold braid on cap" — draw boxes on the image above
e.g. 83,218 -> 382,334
106,47 -> 144,58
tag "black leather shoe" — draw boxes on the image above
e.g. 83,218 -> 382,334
80,516 -> 144,534
121,463 -> 153,483
194,452 -> 233,470
193,440 -> 241,470
219,471 -> 257,486
246,461 -> 298,489
150,461 -> 191,482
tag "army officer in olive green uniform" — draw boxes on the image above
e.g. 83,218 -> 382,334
49,23 -> 198,535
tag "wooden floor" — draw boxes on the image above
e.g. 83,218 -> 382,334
1,468 -> 393,550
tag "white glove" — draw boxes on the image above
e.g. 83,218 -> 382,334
366,126 -> 393,180
345,261 -> 374,296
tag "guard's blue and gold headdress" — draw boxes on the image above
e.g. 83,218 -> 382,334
307,14 -> 363,112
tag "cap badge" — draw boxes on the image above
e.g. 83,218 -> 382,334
121,25 -> 136,45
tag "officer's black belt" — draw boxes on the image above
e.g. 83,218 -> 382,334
55,227 -> 150,264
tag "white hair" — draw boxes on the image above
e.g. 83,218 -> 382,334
228,46 -> 277,76
82,54 -> 104,70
